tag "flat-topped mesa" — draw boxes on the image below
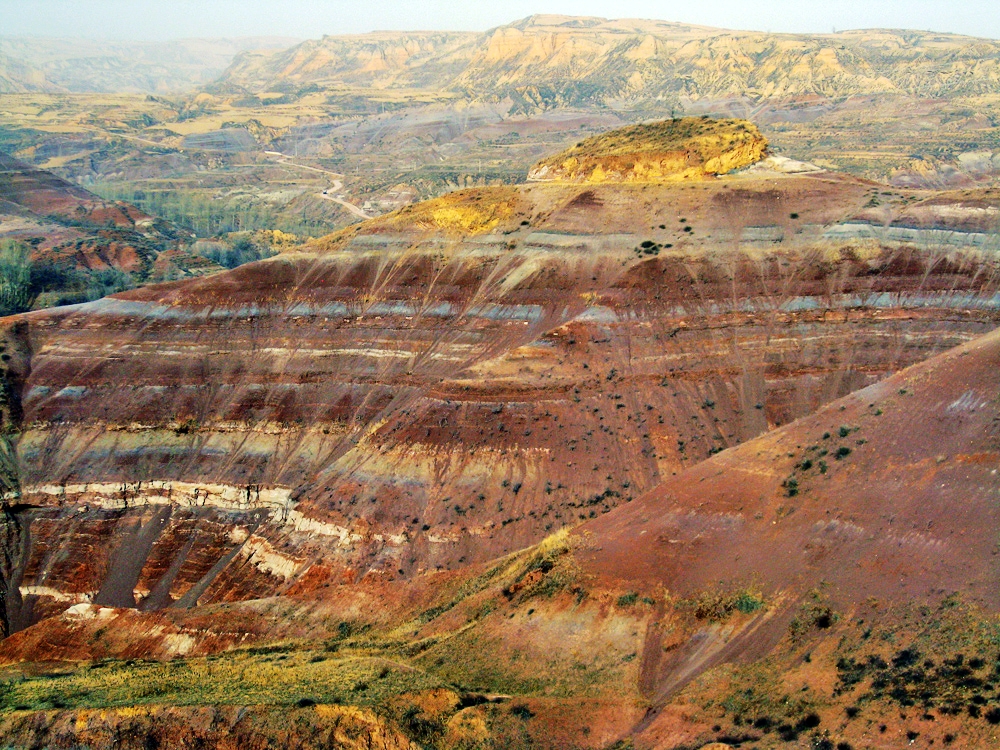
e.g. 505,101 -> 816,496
527,117 -> 768,184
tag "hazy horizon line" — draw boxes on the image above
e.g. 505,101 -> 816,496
0,14 -> 994,45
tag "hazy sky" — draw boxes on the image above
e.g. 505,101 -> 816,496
1,0 -> 998,41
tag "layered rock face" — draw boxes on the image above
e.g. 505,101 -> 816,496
4,171 -> 1000,632
216,15 -> 1000,103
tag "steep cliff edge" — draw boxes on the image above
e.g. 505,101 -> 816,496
0,320 -> 30,638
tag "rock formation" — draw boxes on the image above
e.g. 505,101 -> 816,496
527,117 -> 768,182
2,120 -> 1000,747
4,159 -> 1000,632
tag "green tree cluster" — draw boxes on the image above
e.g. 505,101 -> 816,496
0,240 -> 139,317
92,183 -> 336,238
0,241 -> 35,317
198,236 -> 275,269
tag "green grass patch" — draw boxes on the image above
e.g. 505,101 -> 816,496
0,649 -> 444,713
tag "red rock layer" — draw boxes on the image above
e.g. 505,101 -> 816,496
0,150 -> 194,280
4,175 -> 1000,631
580,320 -> 1000,601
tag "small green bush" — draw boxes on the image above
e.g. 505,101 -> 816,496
511,704 -> 535,720
617,592 -> 639,607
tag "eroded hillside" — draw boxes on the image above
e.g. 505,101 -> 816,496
528,117 -> 768,182
4,159 -> 1000,628
0,152 -> 218,308
2,329 -> 1000,748
217,16 -> 1000,104
1,118 -> 1000,748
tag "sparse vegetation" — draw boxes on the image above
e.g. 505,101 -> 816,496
376,187 -> 524,235
0,649 -> 440,713
195,234 -> 277,268
718,665 -> 820,743
835,644 -> 1000,723
531,118 -> 768,183
616,591 -> 639,607
687,588 -> 766,621
790,595 -> 837,638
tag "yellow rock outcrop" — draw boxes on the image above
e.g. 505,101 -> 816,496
373,187 -> 525,236
528,117 -> 768,184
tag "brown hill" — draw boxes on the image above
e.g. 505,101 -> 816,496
557,319 -> 1000,746
580,316 -> 1000,604
4,162 -> 1000,632
0,150 -> 156,228
0,151 -> 212,307
3,123 -> 1000,746
3,323 -> 1000,748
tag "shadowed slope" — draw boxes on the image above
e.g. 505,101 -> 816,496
579,323 -> 1000,606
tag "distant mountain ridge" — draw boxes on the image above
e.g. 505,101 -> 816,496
209,31 -> 479,95
0,49 -> 44,94
6,16 -> 1000,103
211,15 -> 1000,107
0,37 -> 301,94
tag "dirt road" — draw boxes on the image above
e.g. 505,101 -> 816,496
264,151 -> 371,220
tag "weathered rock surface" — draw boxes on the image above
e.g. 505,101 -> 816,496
217,16 -> 1000,104
528,118 -> 768,183
2,170 -> 1000,635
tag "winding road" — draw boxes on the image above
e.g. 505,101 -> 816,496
264,151 -> 372,220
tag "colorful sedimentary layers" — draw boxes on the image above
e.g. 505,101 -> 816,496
2,171 -> 999,636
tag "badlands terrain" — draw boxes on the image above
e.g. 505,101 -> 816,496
5,15 -> 1000,247
0,114 -> 998,748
